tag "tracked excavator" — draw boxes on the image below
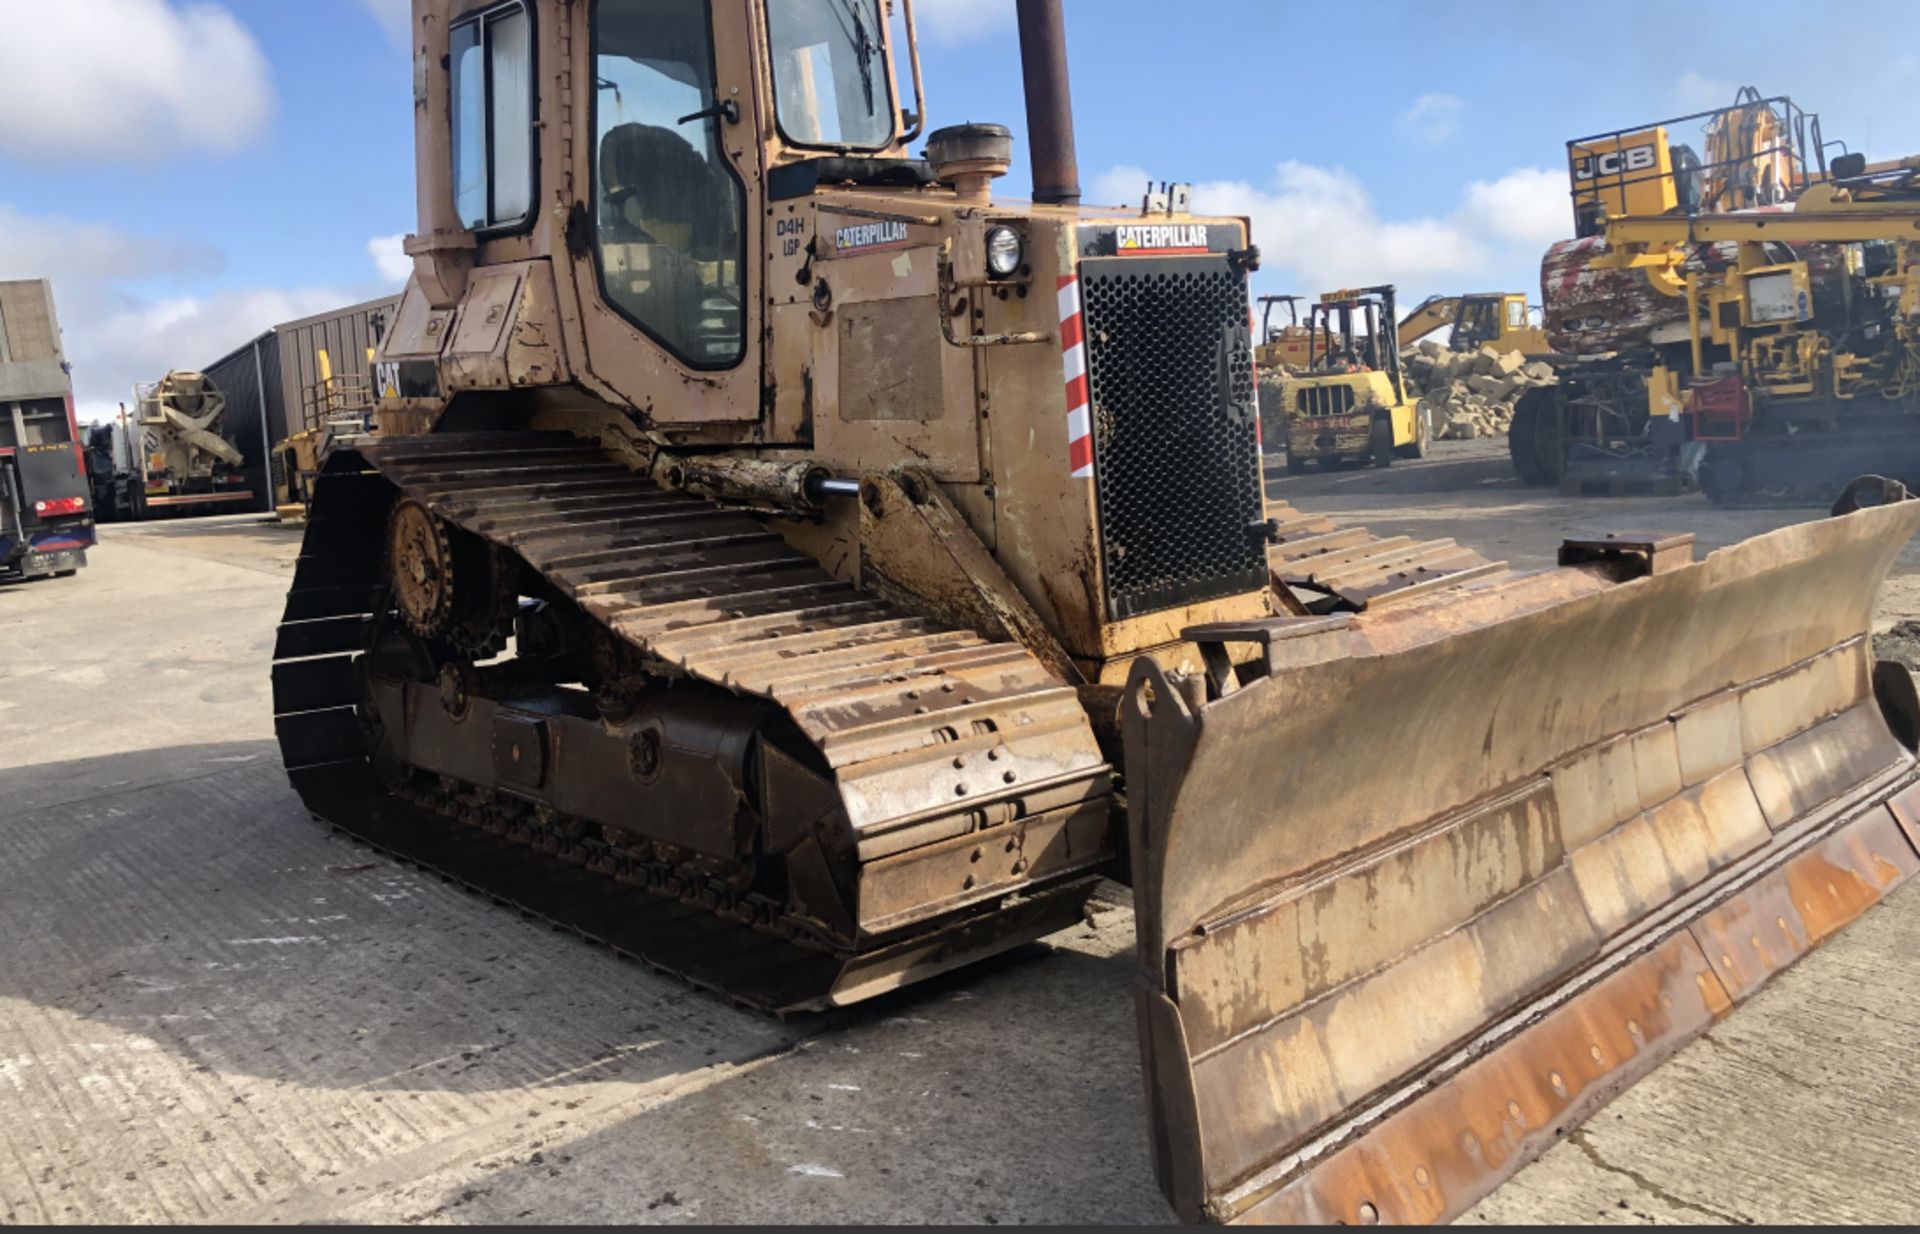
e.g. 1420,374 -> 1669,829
1396,292 -> 1549,357
274,1 -> 1920,1222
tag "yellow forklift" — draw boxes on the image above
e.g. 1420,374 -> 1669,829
1279,285 -> 1428,472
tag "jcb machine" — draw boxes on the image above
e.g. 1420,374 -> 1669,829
1397,291 -> 1550,357
1515,152 -> 1920,501
1567,166 -> 1920,503
1275,286 -> 1428,471
1513,88 -> 1836,491
274,2 -> 1920,1222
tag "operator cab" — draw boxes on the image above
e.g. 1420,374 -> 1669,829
1307,288 -> 1403,387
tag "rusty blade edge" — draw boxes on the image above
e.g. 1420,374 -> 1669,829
1216,761 -> 1920,1224
1202,752 -> 1911,1073
1183,635 -> 1876,939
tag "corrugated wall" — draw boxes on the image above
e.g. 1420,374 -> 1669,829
201,332 -> 279,514
271,295 -> 402,444
189,294 -> 398,514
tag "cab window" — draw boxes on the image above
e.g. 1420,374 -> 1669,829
767,0 -> 893,149
450,3 -> 534,231
1506,298 -> 1526,329
592,0 -> 746,368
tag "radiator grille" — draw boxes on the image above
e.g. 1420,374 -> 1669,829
1080,256 -> 1266,620
1295,384 -> 1357,417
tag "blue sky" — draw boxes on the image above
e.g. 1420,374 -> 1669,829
1,0 -> 1913,418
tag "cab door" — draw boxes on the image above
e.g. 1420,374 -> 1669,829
1501,294 -> 1551,355
573,0 -> 762,425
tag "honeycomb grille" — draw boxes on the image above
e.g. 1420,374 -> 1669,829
1080,256 -> 1266,620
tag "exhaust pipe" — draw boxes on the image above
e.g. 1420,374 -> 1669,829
1015,0 -> 1080,206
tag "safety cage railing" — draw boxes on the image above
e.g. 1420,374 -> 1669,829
1566,90 -> 1834,237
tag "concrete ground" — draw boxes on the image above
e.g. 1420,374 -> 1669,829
2,444 -> 1918,1224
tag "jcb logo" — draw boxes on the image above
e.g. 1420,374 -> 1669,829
1574,144 -> 1657,182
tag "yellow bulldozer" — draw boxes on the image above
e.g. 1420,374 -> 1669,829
271,1 -> 1920,1222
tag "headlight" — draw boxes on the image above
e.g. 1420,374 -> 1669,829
985,226 -> 1022,278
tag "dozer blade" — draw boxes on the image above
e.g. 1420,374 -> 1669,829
1124,492 -> 1920,1224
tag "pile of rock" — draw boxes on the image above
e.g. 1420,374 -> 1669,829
1402,341 -> 1557,440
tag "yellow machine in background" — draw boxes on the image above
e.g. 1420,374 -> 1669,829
271,346 -> 377,519
1255,293 -> 1315,370
1516,87 -> 1846,490
1279,286 -> 1428,471
1568,86 -> 1816,238
1583,165 -> 1920,501
1397,291 -> 1551,356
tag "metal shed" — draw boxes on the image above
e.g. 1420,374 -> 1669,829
199,294 -> 400,513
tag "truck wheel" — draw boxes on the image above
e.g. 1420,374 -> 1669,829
1370,420 -> 1394,469
1397,407 -> 1432,460
1508,389 -> 1558,486
1700,451 -> 1749,505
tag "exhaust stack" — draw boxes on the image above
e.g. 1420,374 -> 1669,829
1016,0 -> 1080,206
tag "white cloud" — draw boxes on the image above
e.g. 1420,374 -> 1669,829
1091,160 -> 1570,313
1396,94 -> 1465,144
0,207 -> 380,422
368,234 -> 414,283
358,0 -> 411,46
0,0 -> 275,163
1459,167 -> 1569,250
908,0 -> 1015,43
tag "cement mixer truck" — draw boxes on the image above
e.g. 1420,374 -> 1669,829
87,371 -> 255,519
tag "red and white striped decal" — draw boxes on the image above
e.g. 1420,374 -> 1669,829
1059,275 -> 1092,478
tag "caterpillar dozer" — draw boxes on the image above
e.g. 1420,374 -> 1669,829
272,1 -> 1920,1222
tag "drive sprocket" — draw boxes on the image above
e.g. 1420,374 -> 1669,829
387,498 -> 455,639
386,497 -> 515,656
